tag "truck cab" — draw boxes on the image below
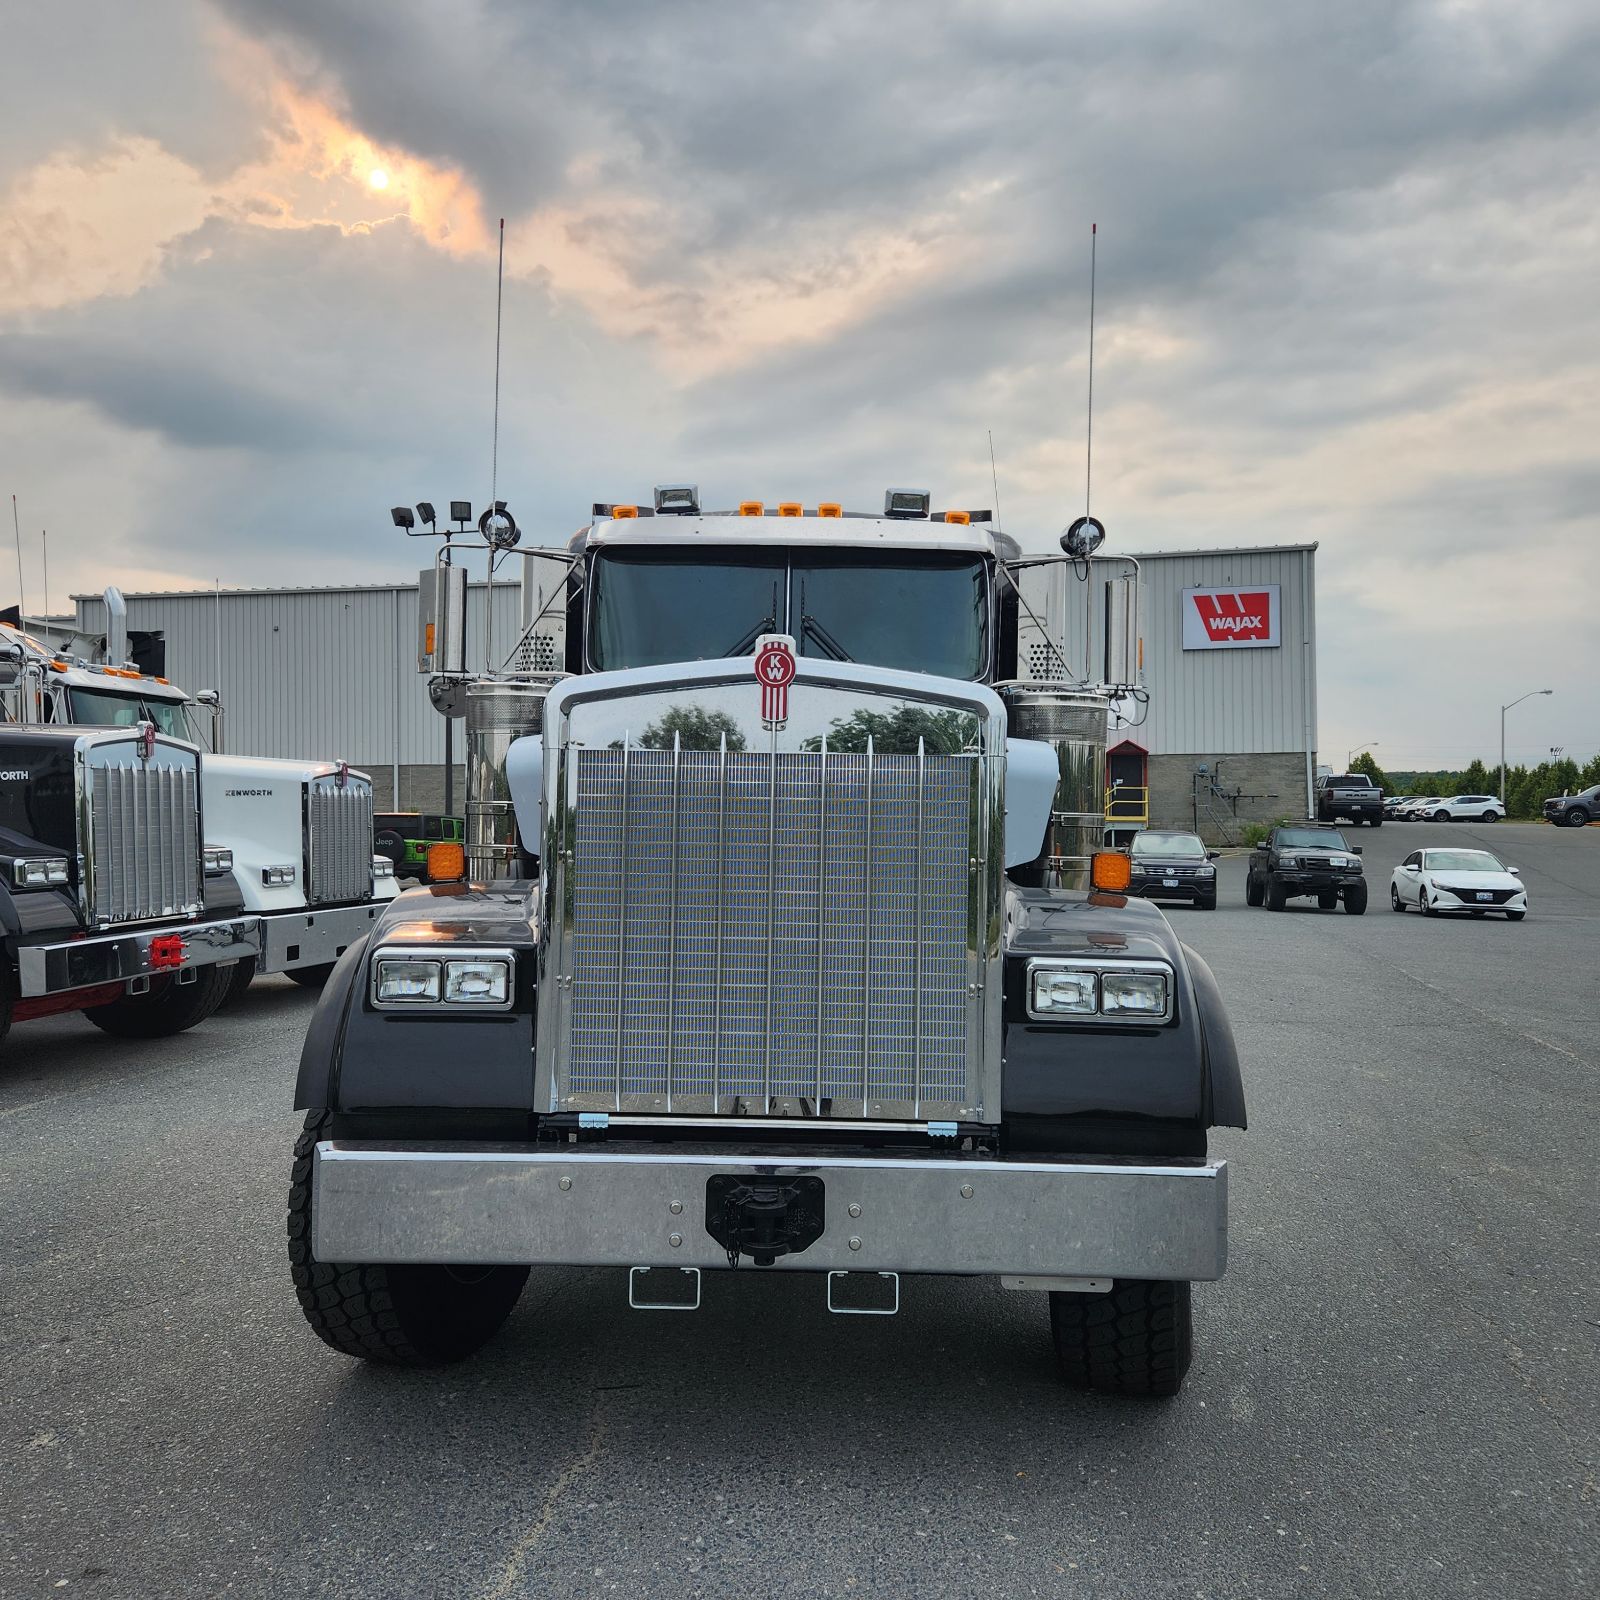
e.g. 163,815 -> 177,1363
290,490 -> 1245,1396
0,619 -> 399,999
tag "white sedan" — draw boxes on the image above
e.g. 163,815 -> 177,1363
1428,794 -> 1505,821
1390,848 -> 1527,920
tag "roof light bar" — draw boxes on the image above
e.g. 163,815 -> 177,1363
884,488 -> 931,519
653,484 -> 700,515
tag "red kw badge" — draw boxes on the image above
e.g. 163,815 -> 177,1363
753,635 -> 797,728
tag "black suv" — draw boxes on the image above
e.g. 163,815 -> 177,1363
1246,823 -> 1367,914
1543,784 -> 1598,827
1126,829 -> 1220,910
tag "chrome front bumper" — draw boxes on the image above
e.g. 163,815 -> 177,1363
259,901 -> 386,974
17,916 -> 261,998
311,1145 -> 1229,1281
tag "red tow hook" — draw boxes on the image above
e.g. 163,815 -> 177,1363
149,935 -> 187,970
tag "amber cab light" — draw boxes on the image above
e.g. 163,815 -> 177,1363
817,503 -> 842,518
777,502 -> 803,517
739,500 -> 764,517
427,842 -> 467,882
943,510 -> 971,525
610,504 -> 639,519
1091,851 -> 1133,892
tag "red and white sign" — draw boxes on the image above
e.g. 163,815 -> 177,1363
754,634 -> 797,726
1181,586 -> 1281,650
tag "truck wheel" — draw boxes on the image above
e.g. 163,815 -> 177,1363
83,965 -> 233,1039
1343,882 -> 1368,914
1265,876 -> 1287,912
286,963 -> 336,990
1371,817 -> 1382,827
1566,808 -> 1589,827
1245,873 -> 1264,907
1049,1280 -> 1192,1397
288,1111 -> 528,1365
218,958 -> 257,1009
1317,890 -> 1338,909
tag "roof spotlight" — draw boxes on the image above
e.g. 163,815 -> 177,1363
390,506 -> 415,530
653,483 -> 700,515
1061,515 -> 1106,559
416,502 -> 436,527
884,488 -> 931,519
450,501 -> 472,525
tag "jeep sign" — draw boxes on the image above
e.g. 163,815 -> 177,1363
1181,585 -> 1281,650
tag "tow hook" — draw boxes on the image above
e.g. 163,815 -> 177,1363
705,1175 -> 825,1267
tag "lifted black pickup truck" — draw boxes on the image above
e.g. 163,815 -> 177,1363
1317,773 -> 1383,826
1246,823 -> 1367,914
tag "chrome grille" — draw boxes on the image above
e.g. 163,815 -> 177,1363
89,764 -> 201,925
307,780 -> 373,904
563,742 -> 979,1118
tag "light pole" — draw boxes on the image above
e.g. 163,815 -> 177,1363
1348,740 -> 1379,768
1500,690 -> 1553,803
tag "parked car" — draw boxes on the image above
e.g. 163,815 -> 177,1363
1382,796 -> 1407,820
1543,783 -> 1598,828
1397,796 -> 1441,820
1316,773 -> 1383,826
1125,829 -> 1219,909
1246,823 -> 1366,913
1390,848 -> 1527,920
1429,794 -> 1505,822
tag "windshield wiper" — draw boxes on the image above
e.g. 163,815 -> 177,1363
800,612 -> 854,663
721,614 -> 776,658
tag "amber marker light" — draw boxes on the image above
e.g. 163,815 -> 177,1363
739,501 -> 764,516
1091,851 -> 1133,892
817,503 -> 842,518
943,510 -> 972,525
427,842 -> 467,882
777,502 -> 803,517
610,505 -> 639,519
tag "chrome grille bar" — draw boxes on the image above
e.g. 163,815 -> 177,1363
307,780 -> 374,904
88,761 -> 201,925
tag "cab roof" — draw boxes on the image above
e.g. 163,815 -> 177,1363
571,511 -> 1004,560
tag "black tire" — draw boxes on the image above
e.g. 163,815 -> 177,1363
83,964 -> 233,1039
1196,892 -> 1216,911
1317,890 -> 1338,910
1420,888 -> 1437,918
217,958 -> 257,1010
285,963 -> 337,991
1390,884 -> 1406,912
1432,809 -> 1449,822
1343,881 -> 1368,915
1265,875 -> 1287,912
1245,872 -> 1264,908
1482,811 -> 1499,822
288,1111 -> 529,1365
1371,817 -> 1382,828
1050,1279 -> 1193,1398
1566,808 -> 1589,828
1506,909 -> 1526,921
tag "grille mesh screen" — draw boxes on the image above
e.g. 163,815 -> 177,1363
565,746 -> 976,1116
90,764 -> 200,924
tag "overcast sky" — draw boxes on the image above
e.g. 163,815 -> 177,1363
3,0 -> 1596,768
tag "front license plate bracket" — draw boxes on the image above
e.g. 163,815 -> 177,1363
705,1174 -> 826,1267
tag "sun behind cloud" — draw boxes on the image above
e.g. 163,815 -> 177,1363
368,168 -> 388,190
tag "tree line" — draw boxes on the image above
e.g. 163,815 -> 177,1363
1346,751 -> 1600,819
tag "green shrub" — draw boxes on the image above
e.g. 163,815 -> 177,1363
1240,816 -> 1292,848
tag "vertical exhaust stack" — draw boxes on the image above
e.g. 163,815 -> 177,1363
103,586 -> 130,669
999,685 -> 1112,890
464,678 -> 559,882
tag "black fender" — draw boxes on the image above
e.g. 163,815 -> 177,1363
293,934 -> 369,1110
1181,943 -> 1247,1129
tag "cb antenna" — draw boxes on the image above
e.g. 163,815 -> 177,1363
10,495 -> 25,622
485,216 -> 506,674
987,429 -> 1003,531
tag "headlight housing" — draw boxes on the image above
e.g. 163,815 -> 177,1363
11,856 -> 70,888
1024,958 -> 1174,1025
371,947 -> 516,1011
202,845 -> 234,875
262,864 -> 296,887
372,854 -> 396,879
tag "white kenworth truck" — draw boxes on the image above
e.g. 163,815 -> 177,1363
0,597 -> 398,1002
289,487 -> 1245,1397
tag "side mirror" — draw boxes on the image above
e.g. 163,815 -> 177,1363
1207,850 -> 1220,860
195,688 -> 220,707
1352,846 -> 1364,855
1507,866 -> 1519,875
0,644 -> 23,689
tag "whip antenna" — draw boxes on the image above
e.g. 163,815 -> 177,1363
987,430 -> 1003,531
1085,222 -> 1097,517
10,495 -> 25,621
485,216 -> 506,673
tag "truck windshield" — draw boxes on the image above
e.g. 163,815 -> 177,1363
589,546 -> 989,679
1131,832 -> 1207,859
1277,828 -> 1350,849
67,687 -> 191,738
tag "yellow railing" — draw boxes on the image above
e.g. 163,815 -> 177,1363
1106,785 -> 1149,826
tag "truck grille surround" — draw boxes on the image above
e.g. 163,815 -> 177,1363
88,764 -> 202,925
306,778 -> 374,905
557,741 -> 989,1120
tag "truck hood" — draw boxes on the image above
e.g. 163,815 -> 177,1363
204,753 -> 371,787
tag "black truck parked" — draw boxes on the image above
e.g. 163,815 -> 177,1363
0,725 -> 259,1048
1543,783 -> 1598,827
1246,823 -> 1367,914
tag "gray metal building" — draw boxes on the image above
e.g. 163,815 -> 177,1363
76,541 -> 1317,837
74,581 -> 524,810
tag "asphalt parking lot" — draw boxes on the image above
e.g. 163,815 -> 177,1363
3,822 -> 1595,1599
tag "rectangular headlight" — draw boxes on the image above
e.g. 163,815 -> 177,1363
372,854 -> 396,879
1100,971 -> 1170,1020
262,864 -> 296,887
13,857 -> 70,888
374,958 -> 441,1003
203,845 -> 234,874
1029,967 -> 1097,1016
444,958 -> 511,1005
